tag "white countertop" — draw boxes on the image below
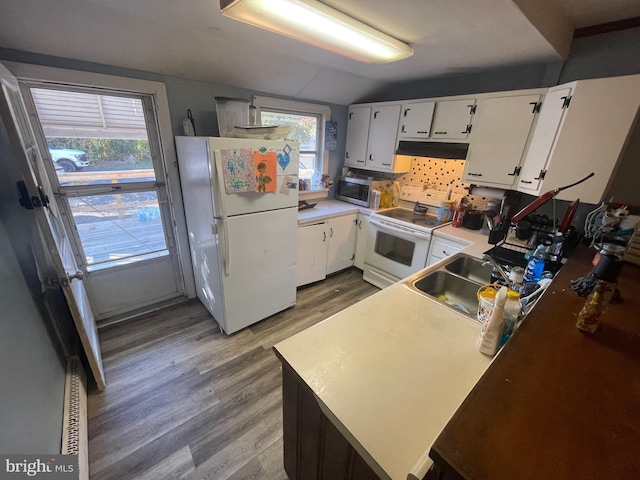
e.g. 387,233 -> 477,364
297,199 -> 374,225
274,272 -> 494,480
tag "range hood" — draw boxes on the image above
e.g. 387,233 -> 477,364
395,141 -> 468,159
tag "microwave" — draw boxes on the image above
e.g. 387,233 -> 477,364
335,176 -> 388,207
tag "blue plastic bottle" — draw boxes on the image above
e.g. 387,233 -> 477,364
523,244 -> 545,284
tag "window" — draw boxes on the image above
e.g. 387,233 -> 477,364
253,96 -> 330,187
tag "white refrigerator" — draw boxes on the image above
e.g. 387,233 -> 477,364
175,136 -> 299,334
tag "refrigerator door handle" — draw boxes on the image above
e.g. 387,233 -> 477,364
211,146 -> 228,218
217,217 -> 230,276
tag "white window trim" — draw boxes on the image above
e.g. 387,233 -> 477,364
0,60 -> 196,298
253,95 -> 331,177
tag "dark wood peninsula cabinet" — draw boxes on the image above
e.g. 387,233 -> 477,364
276,358 -> 382,480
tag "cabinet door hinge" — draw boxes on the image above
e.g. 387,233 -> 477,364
530,102 -> 542,114
468,104 -> 477,115
373,111 -> 379,119
561,95 -> 572,109
534,169 -> 547,180
463,124 -> 472,134
403,108 -> 410,117
348,112 -> 353,120
507,166 -> 522,177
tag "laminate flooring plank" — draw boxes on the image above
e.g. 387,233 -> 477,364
134,445 -> 195,480
183,394 -> 282,480
88,269 -> 379,480
90,358 -> 282,480
89,365 -> 219,472
256,436 -> 287,480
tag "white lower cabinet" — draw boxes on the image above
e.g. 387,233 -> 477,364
296,222 -> 328,287
326,214 -> 358,275
297,213 -> 358,287
427,234 -> 468,266
354,213 -> 370,270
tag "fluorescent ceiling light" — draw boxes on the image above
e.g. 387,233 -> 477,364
220,0 -> 414,64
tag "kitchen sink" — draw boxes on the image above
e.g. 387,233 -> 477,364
444,255 -> 494,285
409,271 -> 480,317
403,253 -> 498,320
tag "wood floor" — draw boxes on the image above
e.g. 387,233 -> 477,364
87,269 -> 379,480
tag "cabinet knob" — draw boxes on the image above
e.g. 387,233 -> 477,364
330,227 -> 334,238
521,180 -> 533,184
467,173 -> 483,177
323,232 -> 326,242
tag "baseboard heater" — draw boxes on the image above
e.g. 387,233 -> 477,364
62,356 -> 89,480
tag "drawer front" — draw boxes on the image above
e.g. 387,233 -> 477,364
430,238 -> 464,258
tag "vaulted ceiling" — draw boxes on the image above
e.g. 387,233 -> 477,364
0,0 -> 638,105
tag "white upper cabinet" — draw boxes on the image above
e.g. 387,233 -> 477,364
462,93 -> 541,188
344,105 -> 371,168
518,75 -> 640,204
431,99 -> 476,140
398,101 -> 435,139
517,87 -> 571,194
344,103 -> 408,173
366,104 -> 402,171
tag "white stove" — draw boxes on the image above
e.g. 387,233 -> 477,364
364,186 -> 452,289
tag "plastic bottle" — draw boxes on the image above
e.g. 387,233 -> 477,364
523,244 -> 546,284
500,290 -> 522,346
477,286 -> 508,356
452,199 -> 468,228
370,190 -> 381,210
392,181 -> 401,207
437,200 -> 454,222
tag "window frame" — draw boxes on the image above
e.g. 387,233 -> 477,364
253,95 -> 331,183
2,60 -> 196,297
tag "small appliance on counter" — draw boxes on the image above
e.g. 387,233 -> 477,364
335,176 -> 388,207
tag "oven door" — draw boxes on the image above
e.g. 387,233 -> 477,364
364,217 -> 431,288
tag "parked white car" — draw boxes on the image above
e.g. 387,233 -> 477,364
48,147 -> 90,172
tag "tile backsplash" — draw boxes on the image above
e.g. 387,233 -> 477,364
399,157 -> 496,210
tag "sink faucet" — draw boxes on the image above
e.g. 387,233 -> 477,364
482,254 -> 515,290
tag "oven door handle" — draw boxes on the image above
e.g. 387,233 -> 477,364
369,217 -> 432,241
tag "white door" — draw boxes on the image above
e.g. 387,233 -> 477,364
518,88 -> 572,193
326,214 -> 357,274
399,101 -> 435,139
344,106 -> 371,167
0,64 -> 106,390
431,99 -> 476,140
19,83 -> 185,322
297,222 -> 328,287
221,207 -> 298,334
463,94 -> 540,187
209,137 -> 299,217
366,104 -> 401,170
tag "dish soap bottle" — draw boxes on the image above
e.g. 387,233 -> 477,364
523,244 -> 546,284
477,286 -> 508,356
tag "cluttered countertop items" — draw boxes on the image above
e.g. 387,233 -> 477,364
429,244 -> 640,480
